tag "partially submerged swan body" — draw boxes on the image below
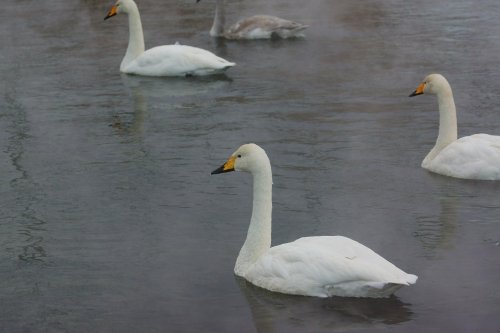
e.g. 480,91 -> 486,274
197,0 -> 308,40
409,74 -> 500,180
104,0 -> 235,76
212,144 -> 417,298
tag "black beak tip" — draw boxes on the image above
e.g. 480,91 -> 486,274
212,164 -> 235,175
211,165 -> 225,175
409,91 -> 417,97
104,13 -> 116,21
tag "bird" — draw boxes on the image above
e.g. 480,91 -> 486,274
409,74 -> 500,180
104,0 -> 235,77
196,0 -> 308,40
211,143 -> 417,298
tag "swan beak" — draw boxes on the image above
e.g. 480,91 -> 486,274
104,5 -> 118,20
211,156 -> 236,174
409,82 -> 425,97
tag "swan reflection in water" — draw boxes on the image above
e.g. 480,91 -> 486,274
109,74 -> 232,135
235,276 -> 413,332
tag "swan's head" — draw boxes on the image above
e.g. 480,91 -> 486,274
104,0 -> 137,20
211,144 -> 271,175
409,74 -> 451,97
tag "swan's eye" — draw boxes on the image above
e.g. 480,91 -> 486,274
237,154 -> 242,158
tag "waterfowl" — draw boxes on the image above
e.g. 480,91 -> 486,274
197,0 -> 308,40
212,143 -> 417,298
409,74 -> 500,180
104,0 -> 235,76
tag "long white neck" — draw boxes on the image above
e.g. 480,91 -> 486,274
234,165 -> 273,276
121,4 -> 145,71
424,86 -> 458,164
210,0 -> 226,37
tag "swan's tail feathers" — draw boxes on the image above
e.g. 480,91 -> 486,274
217,61 -> 235,72
293,24 -> 309,32
406,274 -> 418,285
223,62 -> 236,70
275,24 -> 309,39
326,281 -> 406,298
290,24 -> 309,36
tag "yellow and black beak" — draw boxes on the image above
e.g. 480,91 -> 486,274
409,82 -> 425,97
104,5 -> 118,20
211,155 -> 236,175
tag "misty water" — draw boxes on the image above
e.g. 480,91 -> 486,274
1,0 -> 500,332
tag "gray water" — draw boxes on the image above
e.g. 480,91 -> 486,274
1,0 -> 500,332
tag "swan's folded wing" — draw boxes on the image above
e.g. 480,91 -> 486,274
124,45 -> 234,76
429,134 -> 500,180
245,236 -> 416,297
227,15 -> 308,39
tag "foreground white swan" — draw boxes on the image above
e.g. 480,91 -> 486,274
409,74 -> 500,180
197,0 -> 308,39
104,0 -> 235,76
212,144 -> 417,298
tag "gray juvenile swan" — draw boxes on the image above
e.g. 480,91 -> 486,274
212,143 -> 417,297
197,0 -> 308,40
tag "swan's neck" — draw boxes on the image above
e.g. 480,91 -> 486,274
121,6 -> 145,71
235,167 -> 272,276
424,87 -> 458,164
210,0 -> 226,37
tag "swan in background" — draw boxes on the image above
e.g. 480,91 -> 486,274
104,0 -> 235,76
409,74 -> 500,180
211,143 -> 417,298
196,0 -> 308,39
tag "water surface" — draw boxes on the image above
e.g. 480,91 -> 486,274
1,0 -> 499,332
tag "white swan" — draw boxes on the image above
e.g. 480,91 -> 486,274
104,0 -> 235,76
212,143 -> 417,298
197,0 -> 308,39
409,74 -> 500,180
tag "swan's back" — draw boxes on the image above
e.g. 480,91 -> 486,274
424,134 -> 500,180
123,44 -> 235,76
225,15 -> 308,39
244,236 -> 417,298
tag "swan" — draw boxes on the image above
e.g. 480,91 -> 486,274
196,0 -> 308,40
409,74 -> 500,180
104,0 -> 235,76
211,143 -> 417,298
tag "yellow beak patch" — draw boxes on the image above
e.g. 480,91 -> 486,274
415,82 -> 426,94
211,155 -> 236,175
409,82 -> 426,97
223,156 -> 236,171
104,5 -> 118,20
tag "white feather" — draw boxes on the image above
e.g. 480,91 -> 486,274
106,0 -> 234,77
123,44 -> 235,77
424,134 -> 500,180
411,74 -> 500,180
213,144 -> 417,298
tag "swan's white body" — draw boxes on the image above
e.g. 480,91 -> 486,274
212,144 -> 417,298
410,74 -> 500,180
105,0 -> 235,76
198,0 -> 308,40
